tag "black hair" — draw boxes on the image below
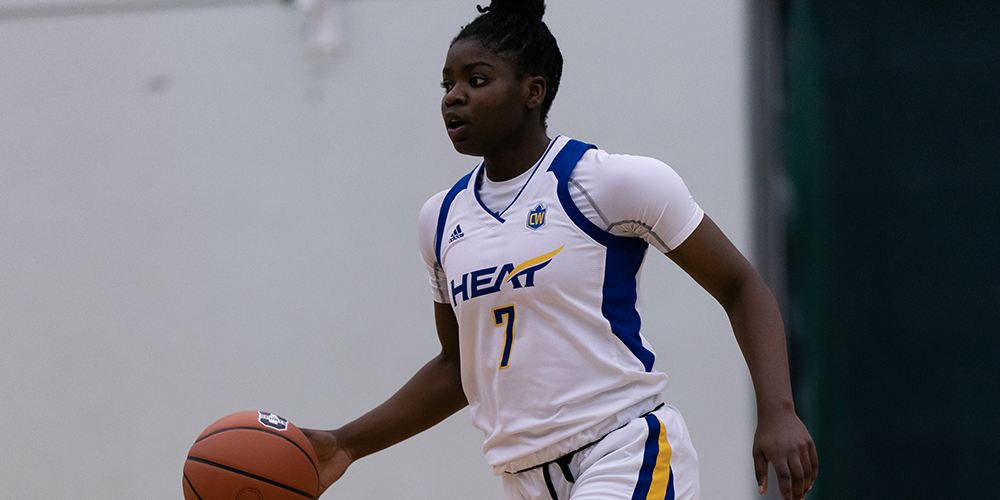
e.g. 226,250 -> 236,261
453,0 -> 563,125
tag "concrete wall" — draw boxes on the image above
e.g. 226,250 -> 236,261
0,1 -> 755,498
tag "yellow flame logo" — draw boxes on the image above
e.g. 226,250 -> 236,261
503,245 -> 564,284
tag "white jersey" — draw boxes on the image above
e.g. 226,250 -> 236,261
417,136 -> 704,474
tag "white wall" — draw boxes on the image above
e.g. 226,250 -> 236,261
0,1 -> 754,498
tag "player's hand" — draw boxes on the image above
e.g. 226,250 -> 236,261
752,410 -> 818,500
300,428 -> 354,497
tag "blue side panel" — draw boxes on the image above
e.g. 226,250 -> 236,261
435,169 -> 475,266
550,139 -> 654,371
604,247 -> 655,371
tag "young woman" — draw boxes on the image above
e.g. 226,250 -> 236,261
303,1 -> 818,499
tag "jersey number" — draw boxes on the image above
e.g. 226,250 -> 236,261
492,305 -> 516,369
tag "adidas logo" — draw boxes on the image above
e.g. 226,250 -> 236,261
448,224 -> 465,243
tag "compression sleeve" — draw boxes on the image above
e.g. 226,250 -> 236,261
417,189 -> 451,303
568,149 -> 704,253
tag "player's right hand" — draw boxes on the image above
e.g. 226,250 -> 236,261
300,428 -> 354,497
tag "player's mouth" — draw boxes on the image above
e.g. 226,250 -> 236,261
444,114 -> 469,139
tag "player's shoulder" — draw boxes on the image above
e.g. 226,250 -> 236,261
417,187 -> 453,258
418,167 -> 474,229
577,146 -> 682,188
419,188 -> 451,224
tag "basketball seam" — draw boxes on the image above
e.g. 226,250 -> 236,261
194,426 -> 319,476
183,473 -> 205,500
186,456 -> 317,500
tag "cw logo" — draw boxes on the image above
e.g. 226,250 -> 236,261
450,246 -> 564,305
526,204 -> 547,230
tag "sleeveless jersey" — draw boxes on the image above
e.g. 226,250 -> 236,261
424,137 -> 693,474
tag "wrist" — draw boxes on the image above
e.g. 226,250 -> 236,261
328,427 -> 361,463
755,396 -> 796,420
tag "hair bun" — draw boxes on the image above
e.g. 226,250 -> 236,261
478,0 -> 545,22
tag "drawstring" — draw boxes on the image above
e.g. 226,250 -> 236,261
543,453 -> 577,499
542,464 -> 558,500
554,453 -> 576,483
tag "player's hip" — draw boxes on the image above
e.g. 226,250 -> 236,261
501,404 -> 700,500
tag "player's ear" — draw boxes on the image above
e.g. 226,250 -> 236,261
524,76 -> 547,110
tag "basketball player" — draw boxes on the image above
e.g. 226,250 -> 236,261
302,1 -> 818,499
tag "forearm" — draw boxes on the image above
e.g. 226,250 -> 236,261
668,216 -> 816,497
723,274 -> 795,417
334,352 -> 467,461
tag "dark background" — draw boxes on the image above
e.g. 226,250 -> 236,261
761,0 -> 999,498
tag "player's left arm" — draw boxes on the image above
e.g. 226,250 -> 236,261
666,214 -> 818,500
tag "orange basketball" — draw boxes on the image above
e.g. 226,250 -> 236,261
183,411 -> 320,500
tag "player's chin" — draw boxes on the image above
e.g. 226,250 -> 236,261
448,137 -> 484,157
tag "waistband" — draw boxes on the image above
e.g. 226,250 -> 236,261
493,394 -> 663,475
510,401 -> 665,476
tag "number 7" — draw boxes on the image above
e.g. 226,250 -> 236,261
492,305 -> 516,369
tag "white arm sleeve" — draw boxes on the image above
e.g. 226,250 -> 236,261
568,149 -> 704,253
417,189 -> 451,303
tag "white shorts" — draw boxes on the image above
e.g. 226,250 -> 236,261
501,405 -> 700,500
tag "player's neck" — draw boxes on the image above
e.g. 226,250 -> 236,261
482,129 -> 551,182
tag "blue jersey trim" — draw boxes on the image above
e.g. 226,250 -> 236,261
549,139 -> 655,372
549,141 -> 649,251
473,166 -> 506,224
435,169 -> 475,266
666,468 -> 676,500
498,139 -> 557,217
631,414 -> 661,500
631,413 -> 675,500
473,138 -> 558,222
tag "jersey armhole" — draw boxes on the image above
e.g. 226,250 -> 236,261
434,169 -> 475,266
548,140 -> 649,252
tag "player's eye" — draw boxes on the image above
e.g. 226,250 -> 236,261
441,81 -> 453,93
470,76 -> 487,87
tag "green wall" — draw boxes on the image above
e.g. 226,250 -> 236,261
784,1 -> 1000,497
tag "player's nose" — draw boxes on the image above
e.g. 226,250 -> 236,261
443,86 -> 467,107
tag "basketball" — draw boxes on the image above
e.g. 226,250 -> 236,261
183,411 -> 320,500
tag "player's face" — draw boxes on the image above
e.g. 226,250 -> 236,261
441,39 -> 534,157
